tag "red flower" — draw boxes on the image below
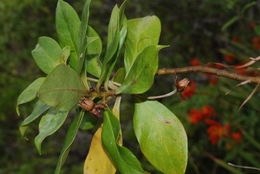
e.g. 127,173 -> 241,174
188,109 -> 203,124
207,123 -> 230,144
231,132 -> 242,141
204,119 -> 221,126
232,37 -> 240,43
181,81 -> 196,99
224,54 -> 235,63
190,58 -> 201,66
201,106 -> 215,118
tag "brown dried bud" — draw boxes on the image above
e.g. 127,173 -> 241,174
176,78 -> 190,92
79,98 -> 94,111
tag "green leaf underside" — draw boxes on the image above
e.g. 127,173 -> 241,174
134,100 -> 188,174
35,109 -> 69,154
16,77 -> 46,116
99,2 -> 127,87
32,36 -> 65,74
98,5 -> 121,85
20,100 -> 50,136
117,45 -> 158,94
104,13 -> 128,85
124,16 -> 161,73
85,26 -> 102,77
38,64 -> 85,111
56,0 -> 80,72
102,109 -> 145,174
55,111 -> 84,174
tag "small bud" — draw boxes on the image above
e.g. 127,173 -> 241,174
177,78 -> 190,92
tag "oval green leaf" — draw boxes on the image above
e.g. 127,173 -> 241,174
16,77 -> 45,116
32,36 -> 65,74
38,64 -> 85,111
117,46 -> 158,94
134,100 -> 188,174
35,109 -> 69,154
56,0 -> 80,72
124,16 -> 161,73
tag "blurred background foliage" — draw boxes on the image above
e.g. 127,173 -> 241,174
0,0 -> 259,173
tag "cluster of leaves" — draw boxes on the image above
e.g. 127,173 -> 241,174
16,0 -> 188,174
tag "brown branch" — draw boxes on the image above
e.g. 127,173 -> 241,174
157,66 -> 260,84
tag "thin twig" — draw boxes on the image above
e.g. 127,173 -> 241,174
213,56 -> 260,69
157,66 -> 260,84
228,162 -> 260,171
225,80 -> 251,95
236,56 -> 260,69
147,89 -> 177,99
239,83 -> 260,110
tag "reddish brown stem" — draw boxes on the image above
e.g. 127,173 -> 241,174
157,66 -> 260,84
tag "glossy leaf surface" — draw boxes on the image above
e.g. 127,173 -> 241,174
134,100 -> 188,174
55,111 -> 84,174
56,0 -> 80,72
117,46 -> 158,94
124,16 -> 161,73
38,64 -> 85,111
32,37 -> 65,74
102,109 -> 145,174
16,77 -> 45,115
35,109 -> 69,154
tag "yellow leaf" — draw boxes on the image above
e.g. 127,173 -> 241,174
84,127 -> 116,174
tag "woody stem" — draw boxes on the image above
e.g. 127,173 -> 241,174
157,66 -> 260,84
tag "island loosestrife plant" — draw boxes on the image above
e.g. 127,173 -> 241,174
16,0 -> 188,174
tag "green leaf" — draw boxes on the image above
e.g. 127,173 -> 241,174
241,1 -> 257,14
61,46 -> 71,64
80,112 -> 98,130
56,0 -> 80,72
79,0 -> 91,53
85,26 -> 103,77
16,77 -> 45,116
55,111 -> 84,174
32,37 -> 66,74
221,16 -> 239,31
113,68 -> 126,84
134,100 -> 188,174
254,25 -> 260,36
98,2 -> 127,87
124,16 -> 161,73
102,109 -> 145,174
104,13 -> 128,85
35,109 -> 69,154
117,46 -> 158,94
98,5 -> 120,85
20,100 -> 50,136
78,0 -> 92,73
38,64 -> 85,111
